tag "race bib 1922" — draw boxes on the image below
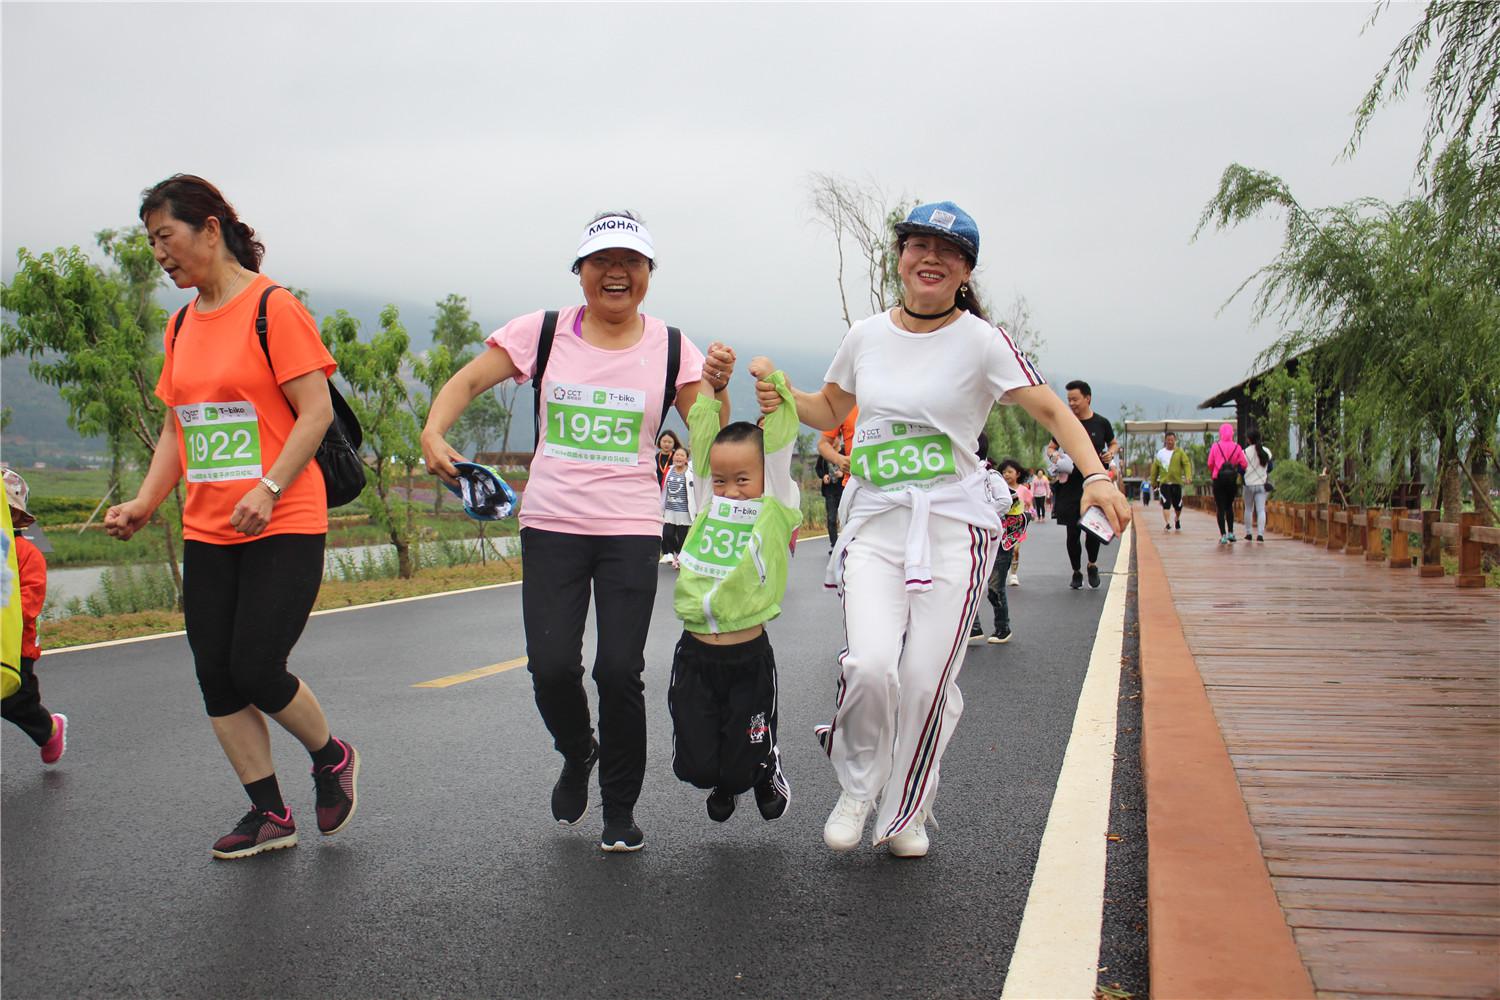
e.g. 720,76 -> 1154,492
175,401 -> 263,483
542,381 -> 645,465
680,496 -> 762,579
849,419 -> 957,492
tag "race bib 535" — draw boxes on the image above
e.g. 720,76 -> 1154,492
680,497 -> 762,579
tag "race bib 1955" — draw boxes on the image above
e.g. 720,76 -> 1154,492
176,401 -> 263,483
542,381 -> 645,465
849,419 -> 957,492
680,496 -> 762,579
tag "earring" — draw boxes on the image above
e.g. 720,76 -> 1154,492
960,283 -> 969,295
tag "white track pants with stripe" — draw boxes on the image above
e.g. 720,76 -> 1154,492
826,508 -> 997,844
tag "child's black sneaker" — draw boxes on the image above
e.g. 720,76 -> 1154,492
551,739 -> 598,825
753,764 -> 790,822
600,813 -> 644,853
967,620 -> 984,644
212,807 -> 297,860
706,789 -> 737,822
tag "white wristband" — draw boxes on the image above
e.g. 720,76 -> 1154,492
1082,473 -> 1111,487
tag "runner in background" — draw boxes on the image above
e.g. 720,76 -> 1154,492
105,175 -> 358,860
1,470 -> 67,766
817,406 -> 857,550
1029,468 -> 1050,520
422,210 -> 735,853
1150,431 -> 1191,531
1049,380 -> 1118,589
660,446 -> 695,569
758,201 -> 1129,857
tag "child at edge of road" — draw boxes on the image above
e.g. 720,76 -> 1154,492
971,456 -> 1029,645
668,357 -> 800,823
1,469 -> 67,765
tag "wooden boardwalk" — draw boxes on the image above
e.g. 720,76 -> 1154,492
1148,507 -> 1500,999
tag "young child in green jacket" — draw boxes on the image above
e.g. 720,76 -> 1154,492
669,358 -> 800,823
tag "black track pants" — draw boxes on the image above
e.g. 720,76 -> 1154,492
668,630 -> 779,796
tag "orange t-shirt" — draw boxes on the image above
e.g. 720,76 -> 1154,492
821,405 -> 859,486
154,274 -> 337,545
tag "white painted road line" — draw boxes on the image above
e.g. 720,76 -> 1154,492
1002,524 -> 1133,1000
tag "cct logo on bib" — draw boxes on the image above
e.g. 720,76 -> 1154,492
175,400 -> 263,483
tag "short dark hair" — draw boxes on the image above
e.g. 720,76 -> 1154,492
1165,430 -> 1177,439
571,209 -> 658,275
1064,380 -> 1092,399
140,174 -> 264,272
996,458 -> 1027,480
713,421 -> 763,455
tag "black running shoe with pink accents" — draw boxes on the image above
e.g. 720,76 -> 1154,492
212,808 -> 298,860
312,738 -> 360,835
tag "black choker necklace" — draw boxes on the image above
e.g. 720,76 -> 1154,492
902,303 -> 957,321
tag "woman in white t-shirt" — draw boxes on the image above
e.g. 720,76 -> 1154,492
660,446 -> 695,568
422,211 -> 735,854
1242,427 -> 1273,542
755,201 -> 1130,857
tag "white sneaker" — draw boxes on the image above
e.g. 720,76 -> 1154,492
1007,574 -> 1020,587
887,807 -> 933,858
822,791 -> 874,851
659,554 -> 673,564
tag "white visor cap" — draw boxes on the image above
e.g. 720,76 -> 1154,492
576,215 -> 655,262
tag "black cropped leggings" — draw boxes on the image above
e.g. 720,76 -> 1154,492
183,534 -> 325,718
1065,521 -> 1101,572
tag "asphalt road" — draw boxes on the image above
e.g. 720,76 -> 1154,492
3,519 -> 1134,999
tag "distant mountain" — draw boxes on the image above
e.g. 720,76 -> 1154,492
1,359 -> 108,466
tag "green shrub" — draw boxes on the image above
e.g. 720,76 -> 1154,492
82,564 -> 179,616
28,496 -> 106,524
1269,459 -> 1317,503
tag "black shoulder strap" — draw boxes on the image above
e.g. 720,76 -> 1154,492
661,326 -> 681,428
253,284 -> 285,370
170,306 -> 189,349
531,310 -> 560,448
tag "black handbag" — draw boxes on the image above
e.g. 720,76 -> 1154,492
171,285 -> 367,508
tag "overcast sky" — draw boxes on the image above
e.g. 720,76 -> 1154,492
2,2 -> 1430,401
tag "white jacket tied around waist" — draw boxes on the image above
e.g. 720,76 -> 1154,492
826,467 -> 1010,595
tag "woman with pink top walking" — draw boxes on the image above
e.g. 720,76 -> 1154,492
1207,422 -> 1248,544
422,211 -> 735,853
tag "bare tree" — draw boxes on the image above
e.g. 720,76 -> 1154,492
996,293 -> 1048,362
808,173 -> 912,326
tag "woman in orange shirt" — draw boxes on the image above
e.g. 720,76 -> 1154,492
105,175 -> 360,860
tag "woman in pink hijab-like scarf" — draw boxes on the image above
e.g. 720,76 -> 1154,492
1208,423 -> 1248,544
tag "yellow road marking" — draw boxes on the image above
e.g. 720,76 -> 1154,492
413,656 -> 527,689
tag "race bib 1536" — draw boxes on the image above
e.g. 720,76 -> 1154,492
176,401 -> 263,483
849,419 -> 957,492
680,496 -> 762,579
542,381 -> 645,465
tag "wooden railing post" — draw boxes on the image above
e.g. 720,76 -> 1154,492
1314,504 -> 1327,545
1345,506 -> 1366,556
1327,504 -> 1343,551
1419,509 -> 1444,578
1365,507 -> 1385,562
1388,507 -> 1411,569
1457,512 -> 1485,588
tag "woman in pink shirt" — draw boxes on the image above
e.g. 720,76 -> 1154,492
422,211 -> 735,853
1207,422 -> 1248,544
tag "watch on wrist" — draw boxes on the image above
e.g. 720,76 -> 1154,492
259,476 -> 283,499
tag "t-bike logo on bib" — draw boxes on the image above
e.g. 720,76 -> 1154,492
175,400 -> 263,483
681,496 -> 762,579
849,419 -> 957,492
542,380 -> 646,465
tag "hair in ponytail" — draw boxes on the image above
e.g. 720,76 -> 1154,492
139,174 -> 265,272
1247,427 -> 1270,468
956,277 -> 988,322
